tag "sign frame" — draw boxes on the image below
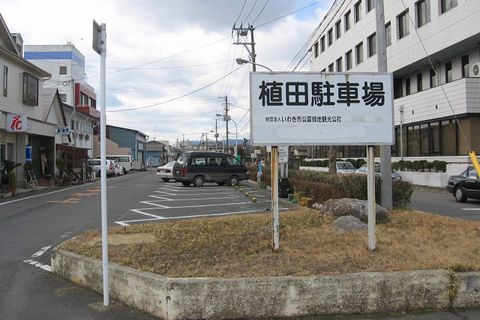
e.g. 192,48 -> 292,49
249,72 -> 394,147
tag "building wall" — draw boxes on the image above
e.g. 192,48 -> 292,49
309,0 -> 480,158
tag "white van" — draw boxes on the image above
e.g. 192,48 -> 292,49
96,155 -> 133,174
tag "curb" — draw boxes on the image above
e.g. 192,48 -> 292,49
52,248 -> 480,319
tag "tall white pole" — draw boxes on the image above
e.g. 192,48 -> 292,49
99,23 -> 109,306
367,145 -> 376,251
375,0 -> 393,210
271,146 -> 279,252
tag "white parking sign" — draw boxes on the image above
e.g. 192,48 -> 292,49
249,72 -> 394,146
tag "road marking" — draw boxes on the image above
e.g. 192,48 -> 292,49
23,245 -> 52,272
148,195 -> 172,200
115,207 -> 291,226
140,201 -> 170,208
461,208 -> 480,211
130,201 -> 253,211
23,259 -> 52,272
60,231 -> 73,238
46,197 -> 81,204
129,209 -> 166,219
32,245 -> 52,258
148,195 -> 245,202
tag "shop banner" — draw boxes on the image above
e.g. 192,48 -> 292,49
6,114 -> 28,132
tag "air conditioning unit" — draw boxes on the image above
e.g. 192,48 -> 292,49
470,63 -> 480,78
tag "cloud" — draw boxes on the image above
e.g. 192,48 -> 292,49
1,0 -> 333,145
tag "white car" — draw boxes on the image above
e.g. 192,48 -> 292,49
156,161 -> 176,182
356,163 -> 402,181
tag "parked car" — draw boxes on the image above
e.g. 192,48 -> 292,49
173,151 -> 248,187
336,161 -> 357,173
88,159 -> 117,177
96,155 -> 133,174
447,166 -> 480,202
156,161 -> 176,182
355,163 -> 402,181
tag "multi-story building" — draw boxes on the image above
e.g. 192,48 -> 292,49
24,44 -> 99,157
308,0 -> 480,160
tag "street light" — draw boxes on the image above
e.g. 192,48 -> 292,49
235,58 -> 273,72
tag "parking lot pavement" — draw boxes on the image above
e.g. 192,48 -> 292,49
115,181 -> 296,226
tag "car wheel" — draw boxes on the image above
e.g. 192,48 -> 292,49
455,187 -> 467,203
122,167 -> 126,175
217,181 -> 226,186
162,178 -> 169,182
229,175 -> 239,186
181,181 -> 191,187
193,176 -> 205,187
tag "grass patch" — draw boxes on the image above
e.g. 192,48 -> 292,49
60,209 -> 480,278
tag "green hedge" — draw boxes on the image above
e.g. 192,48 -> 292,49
392,160 -> 447,172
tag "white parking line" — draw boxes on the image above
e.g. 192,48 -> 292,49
461,208 -> 480,211
114,207 -> 291,226
129,209 -> 166,219
147,195 -> 245,202
131,201 -> 254,212
31,245 -> 52,258
140,201 -> 170,208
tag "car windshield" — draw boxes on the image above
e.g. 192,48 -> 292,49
164,161 -> 176,168
338,162 -> 355,169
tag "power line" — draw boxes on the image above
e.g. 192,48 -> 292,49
243,0 -> 259,22
257,0 -> 324,28
108,66 -> 243,113
252,0 -> 270,24
234,0 -> 248,25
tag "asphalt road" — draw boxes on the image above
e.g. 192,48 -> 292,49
1,171 -> 479,319
411,187 -> 480,221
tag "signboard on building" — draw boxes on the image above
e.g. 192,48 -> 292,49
56,127 -> 70,135
249,72 -> 394,146
6,114 -> 28,132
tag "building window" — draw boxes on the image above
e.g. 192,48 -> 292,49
398,9 -> 410,39
355,42 -> 364,64
314,42 -> 319,58
394,78 -> 403,98
344,10 -> 351,32
416,73 -> 423,92
335,20 -> 342,39
461,55 -> 469,78
406,78 -> 411,95
59,66 -> 67,75
367,32 -> 376,57
328,63 -> 334,72
336,57 -> 343,72
327,28 -> 333,46
346,50 -> 353,70
3,66 -> 7,97
354,1 -> 362,23
22,73 -> 39,106
445,61 -> 452,83
429,68 -> 437,87
320,36 -> 325,52
440,0 -> 457,14
366,0 -> 375,12
385,22 -> 391,47
416,0 -> 430,28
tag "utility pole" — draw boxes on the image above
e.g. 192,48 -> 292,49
375,0 -> 393,210
219,96 -> 230,153
214,119 -> 218,152
233,24 -> 256,70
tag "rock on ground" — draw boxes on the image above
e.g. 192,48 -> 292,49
332,215 -> 367,233
320,198 -> 389,223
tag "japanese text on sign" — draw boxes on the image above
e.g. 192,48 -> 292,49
259,81 -> 385,107
249,72 -> 394,146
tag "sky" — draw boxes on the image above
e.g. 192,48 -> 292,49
2,0 -> 334,146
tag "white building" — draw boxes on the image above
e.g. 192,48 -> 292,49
308,0 -> 480,160
24,44 -> 99,158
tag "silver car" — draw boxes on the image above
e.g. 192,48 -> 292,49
88,159 -> 117,177
356,163 -> 402,181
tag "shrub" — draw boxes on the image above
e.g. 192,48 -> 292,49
340,174 -> 382,201
354,159 -> 366,169
392,180 -> 414,208
289,178 -> 346,203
